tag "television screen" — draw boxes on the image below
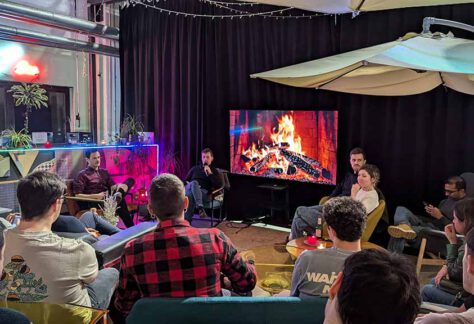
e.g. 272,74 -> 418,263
230,110 -> 338,184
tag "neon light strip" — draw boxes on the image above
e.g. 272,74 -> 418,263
0,144 -> 159,153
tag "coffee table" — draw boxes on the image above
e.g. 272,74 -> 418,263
241,244 -> 306,295
0,300 -> 108,324
286,237 -> 384,259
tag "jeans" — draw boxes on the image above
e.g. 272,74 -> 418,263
184,181 -> 209,223
80,211 -> 121,235
421,278 -> 457,306
289,205 -> 324,240
86,267 -> 120,309
387,206 -> 439,253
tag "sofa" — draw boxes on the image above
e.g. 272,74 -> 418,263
126,296 -> 327,324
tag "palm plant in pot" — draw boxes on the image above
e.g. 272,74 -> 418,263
8,82 -> 48,133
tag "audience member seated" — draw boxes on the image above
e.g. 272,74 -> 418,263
324,249 -> 421,324
0,230 -> 30,324
0,171 -> 119,309
184,148 -> 223,222
112,173 -> 256,322
416,229 -> 474,323
4,212 -> 120,237
388,176 -> 467,254
73,149 -> 135,228
290,164 -> 380,240
421,198 -> 474,306
291,197 -> 366,298
289,148 -> 365,240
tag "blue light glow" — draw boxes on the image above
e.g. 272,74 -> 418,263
0,144 -> 159,153
229,126 -> 262,135
0,44 -> 24,74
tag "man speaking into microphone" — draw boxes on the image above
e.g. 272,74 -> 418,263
184,148 -> 222,223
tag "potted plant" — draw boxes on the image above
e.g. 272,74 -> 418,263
1,128 -> 33,149
8,82 -> 48,133
120,114 -> 144,143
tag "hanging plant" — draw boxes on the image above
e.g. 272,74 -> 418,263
8,83 -> 48,133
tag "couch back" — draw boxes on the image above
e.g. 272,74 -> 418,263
127,297 -> 327,324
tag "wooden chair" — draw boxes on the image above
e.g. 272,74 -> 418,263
415,228 -> 451,276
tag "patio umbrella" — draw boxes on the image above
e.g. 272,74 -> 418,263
238,0 -> 474,14
250,33 -> 474,96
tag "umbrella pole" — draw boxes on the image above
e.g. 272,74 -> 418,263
423,17 -> 474,34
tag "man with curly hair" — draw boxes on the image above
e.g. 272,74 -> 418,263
290,197 -> 367,297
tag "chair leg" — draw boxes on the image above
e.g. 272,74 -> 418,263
416,238 -> 427,277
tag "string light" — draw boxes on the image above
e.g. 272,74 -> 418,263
122,0 -> 330,20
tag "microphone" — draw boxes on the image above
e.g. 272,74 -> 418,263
203,163 -> 209,176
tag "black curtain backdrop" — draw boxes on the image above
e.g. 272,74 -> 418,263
120,1 -> 474,226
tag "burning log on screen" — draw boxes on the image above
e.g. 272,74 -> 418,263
250,153 -> 274,173
280,149 -> 322,179
297,153 -> 331,179
287,164 -> 297,175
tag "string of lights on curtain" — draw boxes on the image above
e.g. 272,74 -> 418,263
121,0 -> 334,19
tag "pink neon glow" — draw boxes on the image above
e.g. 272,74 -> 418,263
14,60 -> 40,76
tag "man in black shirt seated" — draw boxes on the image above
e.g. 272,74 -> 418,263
289,147 -> 366,240
184,148 -> 222,223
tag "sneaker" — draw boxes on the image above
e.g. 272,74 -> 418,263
198,207 -> 208,218
388,224 -> 417,240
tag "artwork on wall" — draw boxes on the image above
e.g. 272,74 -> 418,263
9,150 -> 39,177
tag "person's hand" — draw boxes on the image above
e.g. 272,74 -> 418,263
203,165 -> 212,176
444,224 -> 458,244
434,265 -> 448,286
86,228 -> 100,238
95,192 -> 107,200
351,183 -> 360,198
5,213 -> 15,223
425,205 -> 443,219
240,250 -> 256,264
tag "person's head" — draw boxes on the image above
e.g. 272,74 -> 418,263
148,173 -> 188,221
357,164 -> 380,190
85,149 -> 101,169
463,229 -> 474,294
349,147 -> 366,173
0,230 -> 4,273
444,176 -> 466,199
322,197 -> 366,243
201,148 -> 214,166
453,198 -> 474,235
327,249 -> 421,324
17,171 -> 66,223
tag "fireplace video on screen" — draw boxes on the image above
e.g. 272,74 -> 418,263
230,110 -> 338,184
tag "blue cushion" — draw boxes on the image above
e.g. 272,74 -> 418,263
127,296 -> 326,324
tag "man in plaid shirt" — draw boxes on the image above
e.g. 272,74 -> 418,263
113,173 -> 256,320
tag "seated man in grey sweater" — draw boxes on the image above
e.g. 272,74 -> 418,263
291,197 -> 367,298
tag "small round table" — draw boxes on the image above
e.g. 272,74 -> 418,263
286,237 -> 383,259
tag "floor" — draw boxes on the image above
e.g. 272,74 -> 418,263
194,218 -> 437,287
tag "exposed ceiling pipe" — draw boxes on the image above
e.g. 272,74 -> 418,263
422,17 -> 474,34
0,24 -> 119,57
0,0 -> 119,40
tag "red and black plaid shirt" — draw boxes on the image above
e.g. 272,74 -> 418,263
114,218 -> 256,316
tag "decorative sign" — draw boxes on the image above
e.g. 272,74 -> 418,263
9,151 -> 39,177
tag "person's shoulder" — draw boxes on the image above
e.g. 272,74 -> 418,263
414,311 -> 464,324
124,230 -> 157,252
